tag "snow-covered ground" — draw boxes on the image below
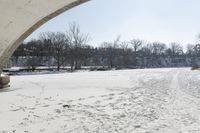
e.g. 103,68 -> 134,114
1,68 -> 200,133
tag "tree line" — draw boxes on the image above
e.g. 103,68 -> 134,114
10,23 -> 200,71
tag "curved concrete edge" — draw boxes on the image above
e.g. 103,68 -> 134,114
0,75 -> 10,89
0,0 -> 90,74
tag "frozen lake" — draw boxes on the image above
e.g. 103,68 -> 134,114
1,68 -> 200,133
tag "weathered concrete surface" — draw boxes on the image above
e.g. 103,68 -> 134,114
0,75 -> 10,88
0,0 -> 89,74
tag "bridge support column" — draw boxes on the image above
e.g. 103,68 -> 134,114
0,75 -> 10,89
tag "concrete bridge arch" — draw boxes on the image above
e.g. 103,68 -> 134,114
0,0 -> 89,74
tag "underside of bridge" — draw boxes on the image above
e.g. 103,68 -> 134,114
0,0 -> 89,88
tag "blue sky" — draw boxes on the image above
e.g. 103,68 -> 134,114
26,0 -> 200,48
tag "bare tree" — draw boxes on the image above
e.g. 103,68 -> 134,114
186,44 -> 194,56
130,39 -> 143,52
152,42 -> 166,55
44,32 -> 67,71
100,36 -> 120,68
130,39 -> 144,66
26,57 -> 40,71
38,33 -> 54,67
170,42 -> 183,56
119,41 -> 132,67
66,22 -> 90,71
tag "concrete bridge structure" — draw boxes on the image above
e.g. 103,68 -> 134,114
0,0 -> 89,88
